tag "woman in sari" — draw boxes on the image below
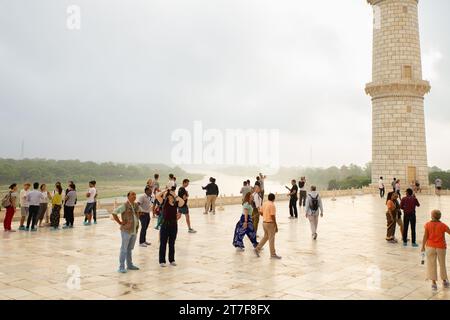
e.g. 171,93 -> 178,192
233,192 -> 259,251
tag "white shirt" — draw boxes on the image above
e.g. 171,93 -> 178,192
253,192 -> 262,209
40,191 -> 49,204
435,179 -> 443,188
27,190 -> 44,206
378,179 -> 384,189
87,187 -> 97,203
20,189 -> 29,207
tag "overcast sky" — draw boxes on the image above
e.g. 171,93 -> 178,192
0,0 -> 449,169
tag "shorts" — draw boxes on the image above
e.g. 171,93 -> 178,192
21,207 -> 29,217
84,202 -> 95,215
178,207 -> 189,215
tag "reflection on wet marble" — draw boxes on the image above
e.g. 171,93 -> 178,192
1,194 -> 450,300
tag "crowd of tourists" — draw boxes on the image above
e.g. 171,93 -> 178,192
378,175 -> 450,290
1,172 -> 449,291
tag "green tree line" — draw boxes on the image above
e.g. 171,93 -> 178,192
0,158 -> 202,185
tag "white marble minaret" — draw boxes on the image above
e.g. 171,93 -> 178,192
366,0 -> 430,188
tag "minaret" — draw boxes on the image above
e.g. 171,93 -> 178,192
366,0 -> 430,189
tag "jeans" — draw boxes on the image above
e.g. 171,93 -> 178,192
159,224 -> 177,263
119,231 -> 137,269
379,188 -> 385,198
26,205 -> 40,229
289,198 -> 298,218
139,213 -> 151,244
403,212 -> 416,244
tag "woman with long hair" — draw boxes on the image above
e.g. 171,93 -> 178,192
233,192 -> 258,251
50,184 -> 63,229
38,184 -> 52,227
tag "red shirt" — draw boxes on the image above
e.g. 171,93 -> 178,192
425,221 -> 449,249
400,196 -> 420,215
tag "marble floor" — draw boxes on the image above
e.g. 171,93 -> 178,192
1,194 -> 450,300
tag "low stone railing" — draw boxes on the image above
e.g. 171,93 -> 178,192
2,186 -> 448,222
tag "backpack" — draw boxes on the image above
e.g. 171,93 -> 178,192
1,192 -> 12,208
309,194 -> 319,212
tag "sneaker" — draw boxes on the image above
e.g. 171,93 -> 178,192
18,226 -> 25,231
288,217 -> 294,220
160,263 -> 167,268
412,243 -> 419,248
118,268 -> 127,274
127,265 -> 140,271
444,280 -> 450,289
432,283 -> 438,291
170,262 -> 177,266
313,233 -> 318,240
271,255 -> 282,260
236,247 -> 245,252
69,225 -> 74,228
25,227 -> 30,231
188,228 -> 197,233
83,221 -> 88,226
145,242 -> 151,246
254,249 -> 260,257
139,243 -> 147,247
30,228 -> 37,232
203,212 -> 208,215
403,242 -> 408,247
94,221 -> 97,224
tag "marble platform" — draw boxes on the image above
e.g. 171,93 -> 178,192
1,194 -> 450,300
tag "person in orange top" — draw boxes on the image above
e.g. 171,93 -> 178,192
254,193 -> 281,259
385,192 -> 399,243
421,210 -> 450,291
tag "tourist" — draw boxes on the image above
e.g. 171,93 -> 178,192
37,184 -> 51,227
50,184 -> 63,230
152,174 -> 161,218
287,180 -> 298,219
166,173 -> 176,190
414,180 -> 421,194
202,177 -> 219,215
386,192 -> 400,243
421,210 -> 450,291
178,179 -> 196,233
137,186 -> 154,247
2,184 -> 18,232
298,177 -> 307,208
254,193 -> 281,259
26,182 -> 44,231
156,188 -> 185,267
435,178 -> 443,196
63,183 -> 77,229
112,191 -> 141,273
18,183 -> 31,230
252,184 -> 262,236
232,192 -> 258,251
400,188 -> 420,247
258,173 -> 266,201
379,177 -> 385,198
240,181 -> 252,203
83,181 -> 97,225
305,186 -> 324,240
391,178 -> 397,192
395,179 -> 401,198
63,181 -> 75,225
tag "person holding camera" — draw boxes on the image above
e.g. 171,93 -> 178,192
156,187 -> 185,267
